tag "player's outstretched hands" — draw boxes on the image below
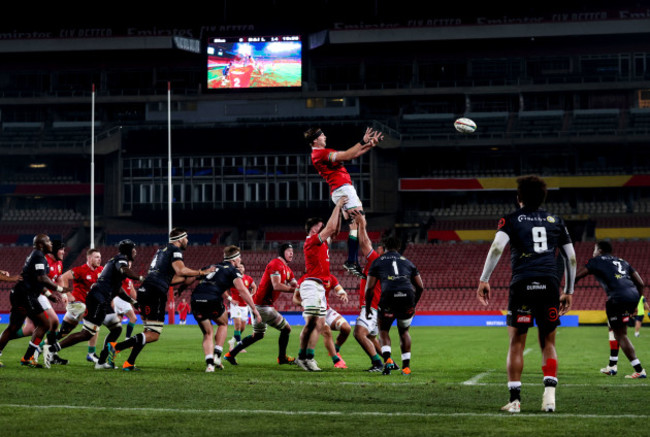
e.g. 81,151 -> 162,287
362,127 -> 384,147
337,196 -> 348,208
477,281 -> 490,306
559,293 -> 572,315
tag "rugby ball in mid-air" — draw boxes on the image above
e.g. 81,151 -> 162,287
454,117 -> 477,134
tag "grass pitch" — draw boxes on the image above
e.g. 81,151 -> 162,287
0,323 -> 648,436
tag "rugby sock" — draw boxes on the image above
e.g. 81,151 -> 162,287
347,231 -> 359,264
230,335 -> 259,357
57,321 -> 74,339
401,352 -> 411,369
205,355 -> 214,366
24,340 -> 41,361
298,349 -> 306,360
214,345 -> 223,359
278,329 -> 290,357
98,329 -> 122,364
306,348 -> 315,360
542,358 -> 558,387
332,354 -> 341,364
234,330 -> 242,343
335,343 -> 341,353
507,381 -> 522,402
115,333 -> 141,352
630,358 -> 644,373
88,346 -> 96,355
46,330 -> 58,348
15,328 -> 24,339
371,354 -> 382,366
381,345 -> 392,362
608,331 -> 620,366
126,334 -> 146,365
126,322 -> 135,338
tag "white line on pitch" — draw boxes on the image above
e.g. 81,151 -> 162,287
462,369 -> 495,385
1,403 -> 648,419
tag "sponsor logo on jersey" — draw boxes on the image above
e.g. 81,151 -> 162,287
518,215 -> 545,222
547,216 -> 556,223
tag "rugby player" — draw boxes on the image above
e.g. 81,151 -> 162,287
47,240 -> 142,369
225,243 -> 297,366
304,126 -> 383,278
108,227 -> 215,371
365,236 -> 423,376
19,239 -> 66,364
56,248 -> 104,363
0,234 -> 69,368
296,197 -> 346,371
354,214 -> 385,372
575,240 -> 646,379
227,262 -> 256,353
191,246 -> 261,372
477,175 -> 576,413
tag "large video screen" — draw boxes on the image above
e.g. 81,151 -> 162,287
206,35 -> 302,90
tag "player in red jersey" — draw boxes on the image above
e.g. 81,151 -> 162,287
354,214 -> 385,372
295,197 -> 346,371
227,262 -> 257,351
304,126 -> 383,279
177,298 -> 190,325
57,248 -> 104,362
224,243 -> 298,365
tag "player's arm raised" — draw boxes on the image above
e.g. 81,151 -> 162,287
477,230 -> 510,306
332,128 -> 382,162
319,196 -> 346,242
356,214 -> 373,258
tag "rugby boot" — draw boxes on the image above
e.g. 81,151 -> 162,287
20,356 -> 43,368
224,352 -> 238,366
501,400 -> 521,413
541,387 -> 556,412
278,355 -> 296,365
625,369 -> 647,379
600,365 -> 617,375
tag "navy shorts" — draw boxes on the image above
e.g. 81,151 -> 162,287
507,277 -> 560,333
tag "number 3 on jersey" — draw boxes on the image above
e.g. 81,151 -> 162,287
532,226 -> 548,253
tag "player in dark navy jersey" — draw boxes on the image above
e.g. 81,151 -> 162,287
575,240 -> 646,379
477,175 -> 576,414
108,227 -> 215,371
48,240 -> 142,369
365,236 -> 423,376
193,246 -> 261,371
0,234 -> 70,368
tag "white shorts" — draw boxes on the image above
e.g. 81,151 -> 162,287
355,306 -> 379,337
331,184 -> 362,211
65,301 -> 87,322
38,294 -> 52,311
325,307 -> 342,329
113,296 -> 133,315
230,303 -> 249,320
299,279 -> 327,318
